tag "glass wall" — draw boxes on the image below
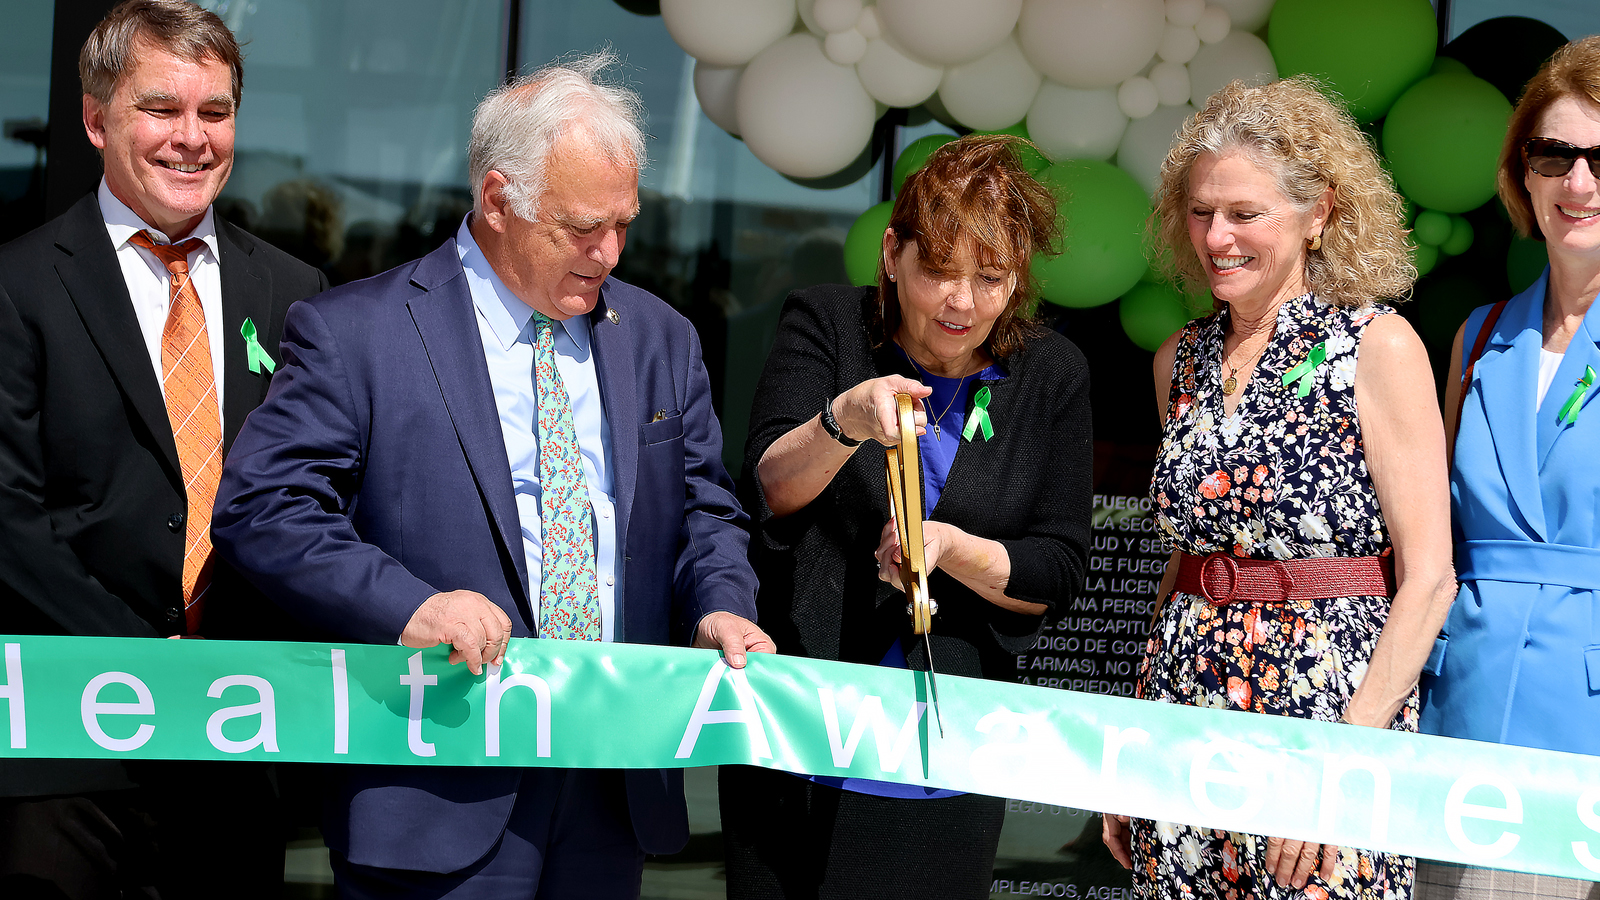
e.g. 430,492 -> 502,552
0,2 -> 54,244
202,0 -> 503,284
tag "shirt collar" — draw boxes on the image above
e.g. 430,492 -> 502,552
97,178 -> 220,260
454,215 -> 590,352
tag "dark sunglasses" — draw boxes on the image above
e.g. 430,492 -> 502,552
1525,137 -> 1600,177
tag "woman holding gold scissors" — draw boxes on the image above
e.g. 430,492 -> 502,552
720,134 -> 1093,900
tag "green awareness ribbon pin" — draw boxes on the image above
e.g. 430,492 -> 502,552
962,386 -> 994,441
1558,365 -> 1596,425
1280,341 -> 1327,398
241,318 -> 276,375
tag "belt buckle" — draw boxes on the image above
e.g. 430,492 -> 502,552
1198,554 -> 1238,604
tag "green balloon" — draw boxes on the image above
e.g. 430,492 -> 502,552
1412,241 -> 1439,276
1033,160 -> 1152,309
1384,72 -> 1511,213
1441,216 -> 1475,256
1413,209 -> 1452,246
1269,0 -> 1436,122
1120,282 -> 1193,352
976,121 -> 1052,173
844,201 -> 894,287
1431,56 -> 1471,77
1507,234 -> 1549,293
893,134 -> 956,193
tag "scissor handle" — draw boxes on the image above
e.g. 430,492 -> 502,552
884,394 -> 935,635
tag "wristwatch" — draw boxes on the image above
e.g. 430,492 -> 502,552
820,397 -> 861,447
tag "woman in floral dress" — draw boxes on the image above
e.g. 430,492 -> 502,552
1101,78 -> 1458,900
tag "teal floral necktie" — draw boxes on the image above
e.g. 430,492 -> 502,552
531,313 -> 600,640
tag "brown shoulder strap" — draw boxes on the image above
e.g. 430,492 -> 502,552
1454,299 -> 1509,435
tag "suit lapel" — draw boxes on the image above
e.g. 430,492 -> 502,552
406,241 -> 530,603
52,195 -> 183,485
215,220 -> 276,452
1539,291 -> 1600,468
1475,281 -> 1546,538
589,286 -> 638,560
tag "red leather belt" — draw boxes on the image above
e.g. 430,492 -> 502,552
1173,552 -> 1395,604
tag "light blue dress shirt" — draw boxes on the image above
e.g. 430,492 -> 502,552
456,219 -> 619,641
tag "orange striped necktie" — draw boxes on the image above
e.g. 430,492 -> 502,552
129,230 -> 218,635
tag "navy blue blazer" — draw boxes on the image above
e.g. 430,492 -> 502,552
213,237 -> 758,872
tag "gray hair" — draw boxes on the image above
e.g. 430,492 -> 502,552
467,49 -> 648,220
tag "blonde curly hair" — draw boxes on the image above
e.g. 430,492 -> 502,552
1152,77 -> 1416,308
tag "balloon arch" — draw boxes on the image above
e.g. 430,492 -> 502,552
637,0 -> 1565,352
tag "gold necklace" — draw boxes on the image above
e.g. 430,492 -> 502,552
1222,334 -> 1271,395
904,352 -> 975,441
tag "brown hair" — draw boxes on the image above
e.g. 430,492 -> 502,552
1498,35 -> 1600,240
1152,77 -> 1415,308
876,134 -> 1060,361
80,0 -> 243,107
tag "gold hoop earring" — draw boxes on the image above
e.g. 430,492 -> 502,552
1307,234 -> 1322,252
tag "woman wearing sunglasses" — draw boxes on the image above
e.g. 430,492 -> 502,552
1417,35 -> 1600,899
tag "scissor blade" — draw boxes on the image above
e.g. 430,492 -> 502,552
922,630 -> 944,738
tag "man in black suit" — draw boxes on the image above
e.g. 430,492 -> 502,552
0,1 -> 327,897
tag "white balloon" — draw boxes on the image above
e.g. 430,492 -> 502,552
797,0 -> 825,36
1194,5 -> 1231,43
662,0 -> 798,68
1210,0 -> 1274,32
1150,60 -> 1190,106
1027,83 -> 1127,161
736,33 -> 878,178
1158,23 -> 1199,64
877,0 -> 1023,66
1165,0 -> 1205,27
857,34 -> 944,107
1117,102 -> 1195,194
938,35 -> 1042,131
1186,30 -> 1276,106
693,60 -> 744,135
813,0 -> 863,34
856,5 -> 882,40
825,29 -> 868,64
1118,76 -> 1160,119
1019,0 -> 1167,89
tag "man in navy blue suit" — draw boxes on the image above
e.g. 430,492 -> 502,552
213,52 -> 772,898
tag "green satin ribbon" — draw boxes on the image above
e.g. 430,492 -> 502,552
1558,366 -> 1596,426
241,318 -> 276,375
3,634 -> 1600,879
1280,341 -> 1327,398
962,386 -> 994,441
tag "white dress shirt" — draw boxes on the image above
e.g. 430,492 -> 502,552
456,219 -> 620,641
98,179 -> 227,427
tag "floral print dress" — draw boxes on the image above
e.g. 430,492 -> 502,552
1131,292 -> 1417,900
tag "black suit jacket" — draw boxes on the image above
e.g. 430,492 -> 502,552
0,192 -> 327,795
740,285 -> 1094,681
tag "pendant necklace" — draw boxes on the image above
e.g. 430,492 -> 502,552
905,352 -> 974,441
1222,334 -> 1271,395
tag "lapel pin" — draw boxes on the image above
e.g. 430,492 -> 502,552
606,308 -> 621,325
240,318 -> 276,374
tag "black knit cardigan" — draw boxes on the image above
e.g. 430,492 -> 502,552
738,284 -> 1094,681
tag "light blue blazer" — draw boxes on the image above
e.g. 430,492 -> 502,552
1421,269 -> 1600,753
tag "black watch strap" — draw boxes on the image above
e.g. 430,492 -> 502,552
821,398 -> 861,447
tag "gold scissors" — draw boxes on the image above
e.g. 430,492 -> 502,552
883,393 -> 943,735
